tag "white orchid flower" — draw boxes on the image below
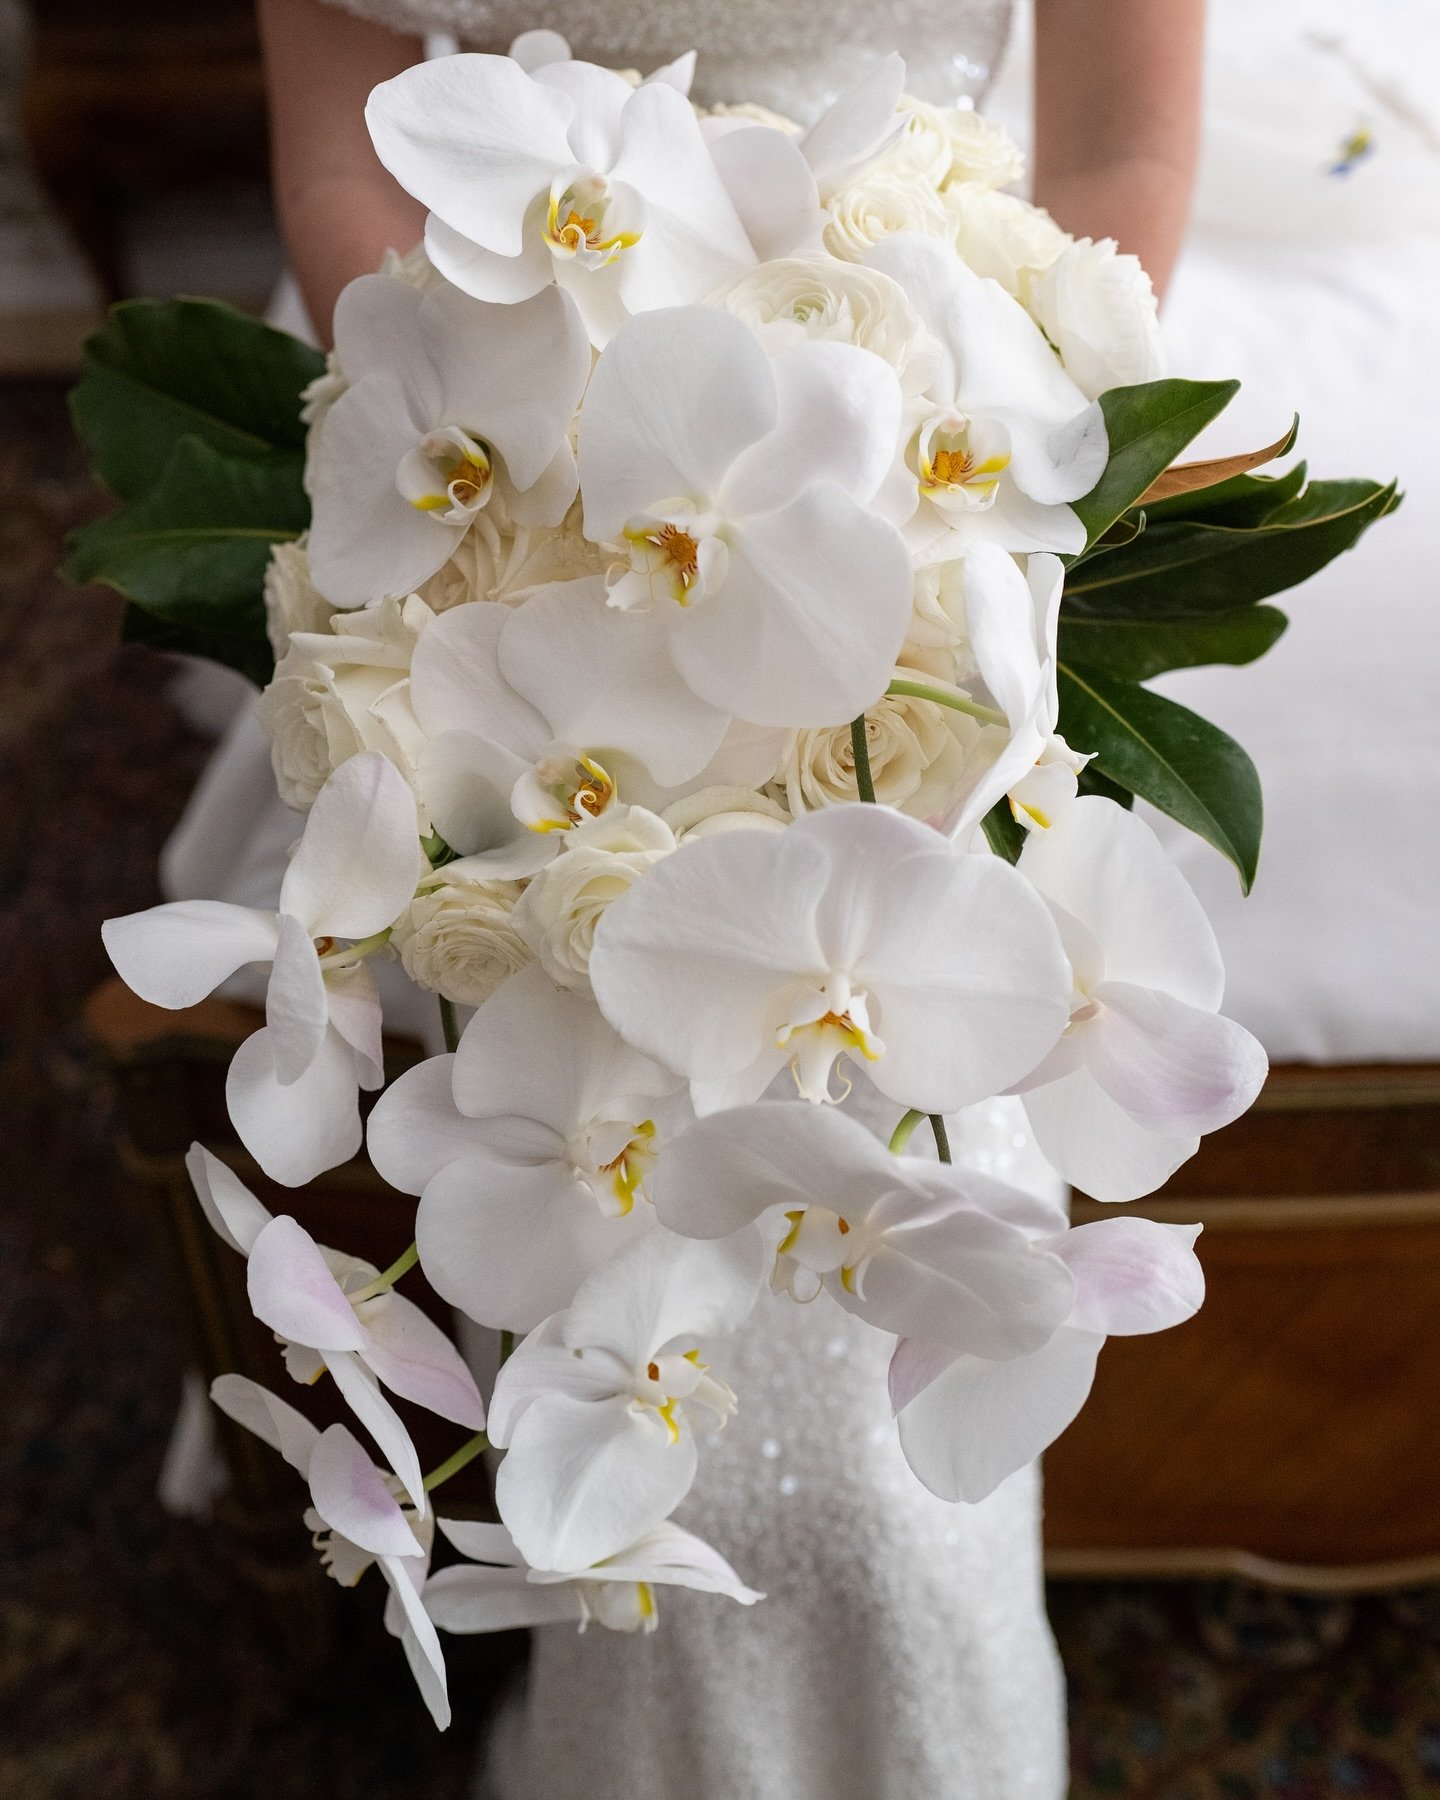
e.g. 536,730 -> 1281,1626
891,1211 -> 1205,1502
866,233 -> 1108,557
488,1228 -> 765,1572
653,1101 -> 1075,1356
209,1375 -> 450,1728
103,752 -> 422,1185
187,1145 -> 486,1510
306,273 -> 590,607
1015,798 -> 1269,1201
366,53 -> 755,345
589,803 -> 1071,1116
425,1516 -> 762,1635
506,30 -> 697,95
799,52 -> 908,201
367,965 -> 684,1331
576,305 -> 913,727
407,584 -> 735,878
938,545 -> 1089,840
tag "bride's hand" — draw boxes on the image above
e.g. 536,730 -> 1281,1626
258,0 -> 428,343
1032,0 -> 1207,300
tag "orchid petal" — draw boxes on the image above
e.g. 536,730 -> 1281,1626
417,733 -> 553,876
266,913 -> 328,1086
226,1025 -> 362,1187
423,214 -> 554,305
246,1214 -> 370,1351
437,1518 -> 523,1564
409,600 -> 549,750
1022,1063 -> 1199,1203
280,751 -> 421,940
185,1143 -> 272,1257
357,1290 -> 488,1428
379,1554 -> 451,1729
326,1351 -> 427,1512
487,1315 -> 633,1447
424,1562 -> 585,1632
562,1226 -> 764,1364
708,126 -> 820,261
1085,982 -> 1268,1135
309,1422 -> 424,1556
367,1055 -> 480,1193
569,1519 -> 762,1603
800,52 -> 905,198
102,901 -> 279,1010
1054,1216 -> 1205,1337
323,959 -> 385,1091
209,1372 -> 320,1476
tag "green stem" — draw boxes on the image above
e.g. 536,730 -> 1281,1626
349,1240 -> 419,1304
888,1109 -> 926,1155
320,926 -> 392,966
422,1431 -> 490,1493
850,715 -> 877,804
499,1328 -> 516,1366
439,996 -> 461,1054
930,1114 -> 952,1164
885,678 -> 1006,728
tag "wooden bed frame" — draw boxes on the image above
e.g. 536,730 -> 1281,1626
85,979 -> 1440,1596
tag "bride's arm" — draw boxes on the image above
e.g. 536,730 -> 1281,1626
258,0 -> 427,343
1032,0 -> 1206,298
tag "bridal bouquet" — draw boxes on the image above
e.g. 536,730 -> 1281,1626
72,37 -> 1395,1729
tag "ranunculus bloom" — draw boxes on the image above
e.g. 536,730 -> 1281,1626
1015,798 -> 1269,1201
1029,236 -> 1166,402
589,803 -> 1071,1115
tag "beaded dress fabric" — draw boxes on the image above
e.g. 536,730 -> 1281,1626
310,4 -> 1063,1794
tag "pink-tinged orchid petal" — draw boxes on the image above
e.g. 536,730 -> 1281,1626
308,1422 -> 424,1558
1084,982 -> 1268,1136
355,1290 -> 488,1429
1053,1217 -> 1205,1337
1023,1063 -> 1199,1204
102,900 -> 279,1010
896,1326 -> 1104,1503
185,1143 -> 272,1257
246,1214 -> 370,1352
367,54 -> 576,259
279,752 -> 421,943
424,1562 -> 586,1633
226,1024 -> 363,1187
209,1372 -> 321,1476
887,1336 -> 960,1416
378,1553 -> 451,1729
800,52 -> 905,199
367,1055 -> 479,1194
266,913 -> 328,1087
326,1352 -> 427,1513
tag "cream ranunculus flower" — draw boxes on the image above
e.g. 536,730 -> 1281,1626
772,675 -> 987,821
945,185 -> 1068,302
513,805 -> 676,991
661,787 -> 791,840
1028,237 -> 1166,401
415,499 -> 604,613
823,152 -> 952,261
391,873 -> 531,1005
255,594 -> 433,811
710,256 -> 939,397
901,101 -> 1025,193
263,537 -> 335,659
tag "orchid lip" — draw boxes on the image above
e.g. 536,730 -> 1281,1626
396,425 -> 495,524
543,170 -> 642,269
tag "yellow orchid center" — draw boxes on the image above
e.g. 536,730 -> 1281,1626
524,753 -> 617,834
624,521 -> 702,603
543,174 -> 641,267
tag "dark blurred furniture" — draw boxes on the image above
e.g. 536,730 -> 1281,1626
20,0 -> 269,303
1047,1063 -> 1440,1590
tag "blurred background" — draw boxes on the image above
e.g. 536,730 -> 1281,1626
2,0 -> 1439,1794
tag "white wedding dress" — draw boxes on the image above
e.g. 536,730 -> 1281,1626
170,1 -> 1071,1793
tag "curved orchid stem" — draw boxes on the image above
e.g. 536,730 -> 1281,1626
885,678 -> 1006,728
888,1109 -> 926,1154
319,926 -> 393,968
350,1240 -> 420,1304
850,715 -> 877,803
422,1430 -> 491,1493
439,996 -> 461,1054
930,1114 -> 952,1163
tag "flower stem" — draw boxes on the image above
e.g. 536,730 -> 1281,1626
850,715 -> 877,803
320,926 -> 392,966
422,1431 -> 490,1493
499,1329 -> 516,1366
439,996 -> 461,1054
888,1109 -> 926,1154
885,678 -> 1006,728
930,1114 -> 952,1163
349,1240 -> 419,1303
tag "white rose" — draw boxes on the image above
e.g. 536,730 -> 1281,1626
711,257 -> 940,397
902,101 -> 1025,192
255,594 -> 432,810
391,875 -> 531,1005
1028,237 -> 1165,400
823,152 -> 952,261
904,559 -> 983,680
263,537 -> 334,658
774,678 -> 986,821
416,500 -> 604,612
662,786 -> 791,839
945,186 -> 1069,300
513,806 -> 676,990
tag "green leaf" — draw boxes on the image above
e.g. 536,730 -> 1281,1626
69,298 -> 325,502
1076,765 -> 1133,809
1064,478 -> 1398,616
63,434 -> 306,646
981,802 -> 1025,863
1073,379 -> 1240,547
1140,458 -> 1309,529
121,602 -> 274,688
1056,665 -> 1263,891
1058,605 -> 1288,682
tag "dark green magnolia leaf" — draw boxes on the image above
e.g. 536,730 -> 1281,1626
1141,457 -> 1309,529
1056,665 -> 1263,891
1058,605 -> 1288,682
70,298 -> 325,502
63,434 -> 306,651
121,602 -> 274,689
1073,379 -> 1239,547
1064,478 -> 1398,617
981,802 -> 1025,864
1077,765 -> 1133,809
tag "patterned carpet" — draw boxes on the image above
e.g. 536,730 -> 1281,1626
2,376 -> 1438,1797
